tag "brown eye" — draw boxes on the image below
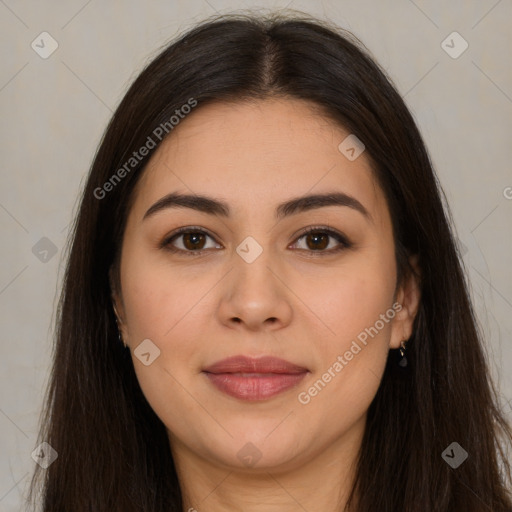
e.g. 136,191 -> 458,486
182,232 -> 207,250
304,232 -> 329,250
291,227 -> 351,254
162,226 -> 350,256
162,228 -> 221,255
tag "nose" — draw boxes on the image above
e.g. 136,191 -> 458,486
216,252 -> 293,332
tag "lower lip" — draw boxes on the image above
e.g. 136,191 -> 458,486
203,372 -> 308,401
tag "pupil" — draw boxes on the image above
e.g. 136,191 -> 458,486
184,233 -> 204,250
308,233 -> 327,250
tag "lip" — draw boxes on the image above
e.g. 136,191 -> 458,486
203,355 -> 309,401
203,355 -> 308,374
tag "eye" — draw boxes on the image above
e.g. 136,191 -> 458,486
161,225 -> 351,256
290,226 -> 351,254
161,227 -> 221,255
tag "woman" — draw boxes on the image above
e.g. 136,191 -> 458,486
26,11 -> 512,512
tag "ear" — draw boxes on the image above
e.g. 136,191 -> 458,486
389,254 -> 421,349
109,266 -> 129,343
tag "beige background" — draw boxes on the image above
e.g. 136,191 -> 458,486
0,1 -> 511,510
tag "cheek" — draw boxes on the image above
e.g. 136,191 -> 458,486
121,244 -> 209,341
120,248 -> 217,393
309,254 -> 396,349
120,256 -> 208,436
296,253 -> 396,410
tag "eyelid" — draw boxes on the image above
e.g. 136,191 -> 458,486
288,225 -> 351,256
160,225 -> 221,252
161,225 -> 351,255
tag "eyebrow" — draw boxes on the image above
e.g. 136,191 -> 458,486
142,191 -> 372,223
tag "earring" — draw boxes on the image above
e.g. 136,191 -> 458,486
398,339 -> 408,368
112,303 -> 127,348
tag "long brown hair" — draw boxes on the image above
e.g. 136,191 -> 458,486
26,11 -> 512,511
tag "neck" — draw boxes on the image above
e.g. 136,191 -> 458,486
170,415 -> 365,512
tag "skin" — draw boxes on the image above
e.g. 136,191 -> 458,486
111,97 -> 421,512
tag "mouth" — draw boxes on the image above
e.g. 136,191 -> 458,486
202,355 -> 309,401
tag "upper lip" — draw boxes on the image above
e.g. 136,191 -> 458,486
203,355 -> 308,374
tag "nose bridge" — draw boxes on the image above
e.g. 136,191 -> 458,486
231,235 -> 277,294
217,235 -> 293,330
225,210 -> 273,268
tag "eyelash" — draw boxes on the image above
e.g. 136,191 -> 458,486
160,225 -> 352,257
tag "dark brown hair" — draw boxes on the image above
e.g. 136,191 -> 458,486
26,10 -> 512,511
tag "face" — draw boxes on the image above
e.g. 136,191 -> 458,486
112,98 -> 420,473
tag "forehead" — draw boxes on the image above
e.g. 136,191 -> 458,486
129,98 -> 388,226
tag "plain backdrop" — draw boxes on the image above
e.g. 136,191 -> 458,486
0,1 -> 511,510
